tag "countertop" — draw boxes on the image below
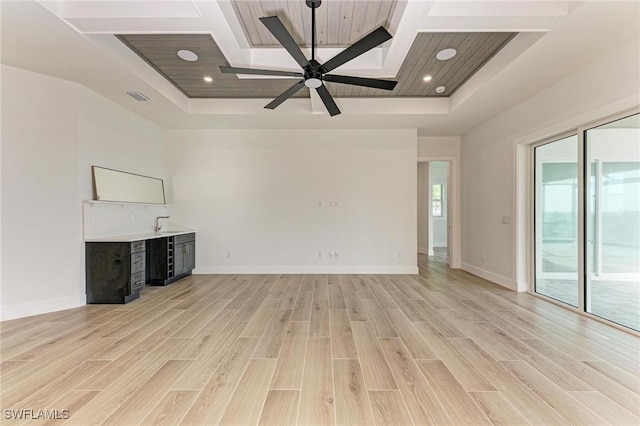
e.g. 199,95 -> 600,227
85,229 -> 195,243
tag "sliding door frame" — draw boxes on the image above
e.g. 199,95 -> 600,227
581,110 -> 640,322
518,106 -> 640,334
530,132 -> 581,309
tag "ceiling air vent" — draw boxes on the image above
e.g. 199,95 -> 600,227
126,91 -> 151,102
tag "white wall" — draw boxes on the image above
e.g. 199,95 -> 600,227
1,65 -> 166,320
78,86 -> 168,241
166,129 -> 418,274
2,65 -> 80,319
418,136 -> 460,158
461,39 -> 640,291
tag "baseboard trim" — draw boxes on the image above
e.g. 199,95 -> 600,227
461,263 -> 517,291
516,279 -> 530,292
1,294 -> 85,321
195,265 -> 419,275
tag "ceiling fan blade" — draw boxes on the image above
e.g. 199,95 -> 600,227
315,84 -> 341,116
220,66 -> 303,77
323,74 -> 397,91
265,80 -> 306,110
260,16 -> 309,69
320,27 -> 392,73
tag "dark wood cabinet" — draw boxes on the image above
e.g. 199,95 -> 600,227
174,233 -> 196,278
146,233 -> 196,286
87,232 -> 196,303
86,240 -> 146,304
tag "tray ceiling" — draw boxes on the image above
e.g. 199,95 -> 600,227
10,0 -> 621,129
118,31 -> 515,99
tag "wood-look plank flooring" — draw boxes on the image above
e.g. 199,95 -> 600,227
1,255 -> 639,425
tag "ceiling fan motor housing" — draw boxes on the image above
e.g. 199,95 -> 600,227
304,59 -> 323,88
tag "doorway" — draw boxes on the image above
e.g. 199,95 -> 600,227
418,160 -> 458,267
431,162 -> 449,261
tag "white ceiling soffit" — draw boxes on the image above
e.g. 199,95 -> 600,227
35,0 -> 569,118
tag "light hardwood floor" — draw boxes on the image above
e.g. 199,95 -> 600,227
1,255 -> 639,425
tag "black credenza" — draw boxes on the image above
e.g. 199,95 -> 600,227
85,232 -> 195,303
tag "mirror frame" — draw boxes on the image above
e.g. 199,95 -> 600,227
92,166 -> 166,204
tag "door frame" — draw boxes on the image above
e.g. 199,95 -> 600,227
417,156 -> 461,269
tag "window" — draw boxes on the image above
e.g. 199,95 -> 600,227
432,184 -> 443,217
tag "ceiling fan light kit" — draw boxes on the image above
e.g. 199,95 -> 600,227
219,0 -> 398,117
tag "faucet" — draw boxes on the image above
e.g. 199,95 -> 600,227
155,216 -> 170,233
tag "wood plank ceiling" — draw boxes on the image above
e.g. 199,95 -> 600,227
232,0 -> 398,48
118,34 -> 311,99
327,32 -> 515,97
118,31 -> 515,99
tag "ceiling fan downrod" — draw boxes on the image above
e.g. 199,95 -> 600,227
305,0 -> 321,88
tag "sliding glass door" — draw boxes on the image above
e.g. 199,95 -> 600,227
585,113 -> 640,331
534,135 -> 579,307
533,112 -> 639,331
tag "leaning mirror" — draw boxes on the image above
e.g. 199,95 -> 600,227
92,166 -> 166,204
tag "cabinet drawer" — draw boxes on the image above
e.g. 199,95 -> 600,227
131,240 -> 146,254
131,252 -> 145,274
174,233 -> 195,244
131,271 -> 145,293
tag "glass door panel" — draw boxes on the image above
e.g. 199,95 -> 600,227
534,135 -> 579,306
585,113 -> 640,331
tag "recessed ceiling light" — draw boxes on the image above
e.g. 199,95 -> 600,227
422,75 -> 432,82
177,49 -> 198,62
436,48 -> 457,61
203,76 -> 213,83
435,86 -> 446,94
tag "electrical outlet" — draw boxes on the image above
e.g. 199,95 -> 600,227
334,201 -> 340,207
334,251 -> 339,258
318,251 -> 323,259
397,251 -> 402,259
227,251 -> 233,259
501,216 -> 511,224
329,252 -> 334,258
318,200 -> 323,208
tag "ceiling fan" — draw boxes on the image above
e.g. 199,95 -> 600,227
220,0 -> 397,116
